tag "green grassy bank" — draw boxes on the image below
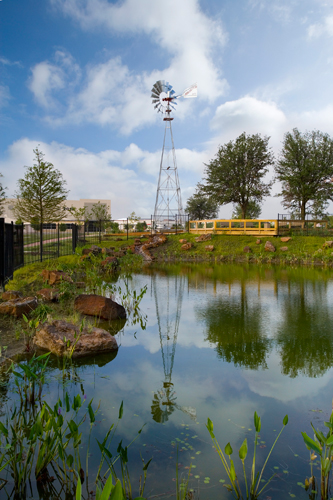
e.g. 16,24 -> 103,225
150,233 -> 333,265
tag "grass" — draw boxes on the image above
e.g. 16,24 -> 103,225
149,233 -> 333,265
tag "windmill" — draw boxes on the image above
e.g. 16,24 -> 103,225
151,80 -> 197,230
150,273 -> 196,423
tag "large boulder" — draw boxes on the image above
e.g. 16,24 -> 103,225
195,234 -> 212,242
2,291 -> 23,301
36,288 -> 59,302
0,297 -> 38,317
280,237 -> 291,243
42,270 -> 72,285
33,320 -> 118,358
205,245 -> 214,252
74,294 -> 126,320
323,241 -> 333,248
264,241 -> 276,252
181,243 -> 192,251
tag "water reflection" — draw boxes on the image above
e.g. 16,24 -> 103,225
276,276 -> 333,378
150,273 -> 197,423
196,281 -> 271,369
147,263 -> 333,378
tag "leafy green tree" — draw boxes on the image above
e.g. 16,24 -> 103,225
275,128 -> 333,219
186,185 -> 219,220
232,199 -> 261,219
202,132 -> 273,219
59,223 -> 67,232
0,174 -> 6,216
136,221 -> 147,232
90,202 -> 111,227
67,206 -> 90,225
13,148 -> 68,225
128,211 -> 140,230
13,148 -> 68,260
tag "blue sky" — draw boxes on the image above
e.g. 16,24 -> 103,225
1,0 -> 333,219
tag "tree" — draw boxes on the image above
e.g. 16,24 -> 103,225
90,202 -> 111,225
0,174 -> 6,216
14,148 -> 68,224
13,148 -> 68,260
185,185 -> 219,220
275,128 -> 333,219
202,132 -> 274,219
128,211 -> 140,230
232,199 -> 261,219
136,221 -> 147,232
68,206 -> 90,225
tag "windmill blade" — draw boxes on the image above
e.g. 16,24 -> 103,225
156,80 -> 163,93
182,83 -> 197,98
152,98 -> 160,104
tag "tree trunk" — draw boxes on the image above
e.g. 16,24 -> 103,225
301,202 -> 306,220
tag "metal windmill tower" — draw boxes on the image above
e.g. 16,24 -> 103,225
151,80 -> 197,229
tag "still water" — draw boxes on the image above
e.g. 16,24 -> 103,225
4,263 -> 333,499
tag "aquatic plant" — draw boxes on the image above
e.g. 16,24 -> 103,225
206,411 -> 288,499
301,405 -> 333,500
0,355 -> 149,498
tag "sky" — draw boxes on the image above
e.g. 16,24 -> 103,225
1,0 -> 333,219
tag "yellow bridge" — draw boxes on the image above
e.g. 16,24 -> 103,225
189,219 -> 329,236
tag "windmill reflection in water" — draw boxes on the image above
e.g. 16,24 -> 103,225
150,273 -> 196,423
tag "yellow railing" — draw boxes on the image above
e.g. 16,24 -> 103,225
189,219 -> 278,236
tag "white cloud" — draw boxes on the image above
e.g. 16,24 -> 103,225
28,61 -> 66,108
28,50 -> 81,109
308,14 -> 333,37
210,96 -> 288,149
33,0 -> 228,133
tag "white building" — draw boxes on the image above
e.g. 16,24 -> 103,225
2,198 -> 111,223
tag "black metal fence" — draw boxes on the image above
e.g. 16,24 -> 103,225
0,220 -> 24,288
150,214 -> 189,234
277,214 -> 333,236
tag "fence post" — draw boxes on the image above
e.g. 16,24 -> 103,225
57,223 -> 60,258
40,224 -> 43,262
127,218 -> 129,240
0,219 -> 5,291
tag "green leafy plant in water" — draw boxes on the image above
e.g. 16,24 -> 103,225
301,405 -> 333,500
22,313 -> 40,352
206,411 -> 288,499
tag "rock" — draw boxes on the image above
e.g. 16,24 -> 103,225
2,291 -> 23,301
82,248 -> 93,256
280,246 -> 288,252
243,246 -> 251,253
195,234 -> 212,242
135,234 -> 167,262
179,239 -> 187,244
36,288 -> 59,302
101,256 -> 118,268
134,239 -> 142,245
74,294 -> 126,320
33,320 -> 118,358
205,245 -> 214,252
264,241 -> 276,252
90,245 -> 102,255
41,269 -> 51,281
49,271 -> 72,286
280,237 -> 291,243
323,241 -> 333,248
256,239 -> 261,245
0,297 -> 38,317
181,243 -> 192,251
102,247 -> 115,255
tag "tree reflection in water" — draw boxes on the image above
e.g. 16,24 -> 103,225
196,280 -> 271,370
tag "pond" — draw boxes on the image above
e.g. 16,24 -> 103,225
2,263 -> 333,499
